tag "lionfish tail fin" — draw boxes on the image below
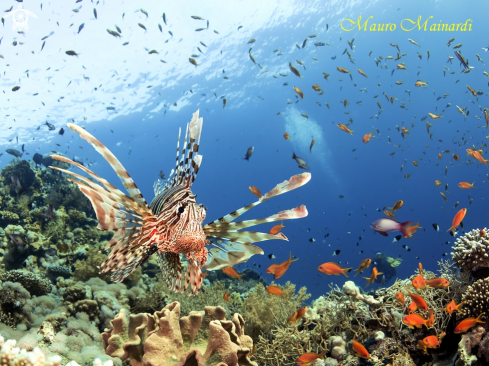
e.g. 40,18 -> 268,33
66,123 -> 150,211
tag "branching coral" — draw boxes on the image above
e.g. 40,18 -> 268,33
0,335 -> 63,366
242,281 -> 310,339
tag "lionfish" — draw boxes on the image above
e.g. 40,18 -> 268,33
49,110 -> 310,295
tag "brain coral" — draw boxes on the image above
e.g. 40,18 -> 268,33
451,228 -> 489,272
101,301 -> 257,366
462,277 -> 489,317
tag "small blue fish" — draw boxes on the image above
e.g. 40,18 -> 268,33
78,23 -> 85,34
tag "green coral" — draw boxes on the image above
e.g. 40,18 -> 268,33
73,246 -> 142,285
243,281 -> 310,339
0,211 -> 20,221
0,269 -> 52,296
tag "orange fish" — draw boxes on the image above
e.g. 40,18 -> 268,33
363,267 -> 383,288
453,154 -> 460,161
362,130 -> 375,143
354,258 -> 372,276
412,263 -> 426,290
425,277 -> 450,289
295,351 -> 325,365
438,153 -> 442,160
269,221 -> 285,235
384,210 -> 396,218
284,132 -> 290,140
447,208 -> 467,235
407,302 -> 417,314
352,337 -> 369,359
318,262 -> 351,277
287,306 -> 307,325
454,313 -> 485,334
389,200 -> 404,212
271,252 -> 299,279
404,222 -> 421,238
223,292 -> 230,302
402,313 -> 429,329
481,229 -> 486,237
222,267 -> 246,281
446,299 -> 466,316
427,309 -> 435,327
337,124 -> 353,135
265,285 -> 286,297
249,186 -> 262,198
266,263 -> 280,274
418,340 -> 429,355
458,182 -> 475,189
423,335 -> 441,349
395,292 -> 405,306
407,290 -> 428,311
467,148 -> 489,167
401,126 -> 410,138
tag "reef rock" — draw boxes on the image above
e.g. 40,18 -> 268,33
101,301 -> 257,366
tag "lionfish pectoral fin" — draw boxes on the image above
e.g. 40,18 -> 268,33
204,237 -> 265,271
204,206 -> 308,231
204,173 -> 311,227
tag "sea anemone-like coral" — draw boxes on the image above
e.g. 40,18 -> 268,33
101,301 -> 257,366
451,228 -> 489,272
461,277 -> 489,317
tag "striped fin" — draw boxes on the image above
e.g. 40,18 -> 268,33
157,252 -> 182,292
204,206 -> 308,231
66,123 -> 150,212
153,110 -> 203,196
204,238 -> 265,271
183,258 -> 203,296
49,156 -> 158,283
49,158 -> 146,218
204,173 -> 311,227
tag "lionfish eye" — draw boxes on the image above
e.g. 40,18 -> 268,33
178,206 -> 185,213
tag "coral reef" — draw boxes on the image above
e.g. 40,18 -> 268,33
0,335 -> 62,366
0,269 -> 52,296
101,301 -> 257,366
462,277 -> 489,318
451,228 -> 489,273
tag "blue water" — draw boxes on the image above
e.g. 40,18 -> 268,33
1,0 -> 487,301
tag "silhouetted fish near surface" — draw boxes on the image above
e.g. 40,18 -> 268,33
45,121 -> 55,130
243,146 -> 254,160
65,50 -> 79,57
59,127 -> 65,136
6,149 -> 22,158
